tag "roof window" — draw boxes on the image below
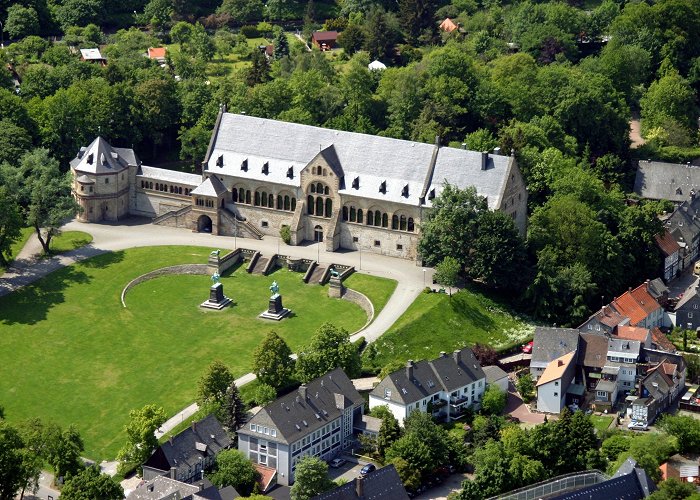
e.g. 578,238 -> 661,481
262,161 -> 269,175
241,159 -> 248,171
379,181 -> 387,194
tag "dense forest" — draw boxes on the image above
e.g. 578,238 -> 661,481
1,0 -> 699,325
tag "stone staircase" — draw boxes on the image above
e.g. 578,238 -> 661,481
308,264 -> 327,284
251,256 -> 269,275
220,208 -> 263,240
152,205 -> 191,225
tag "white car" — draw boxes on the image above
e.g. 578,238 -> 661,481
628,421 -> 648,431
329,458 -> 347,468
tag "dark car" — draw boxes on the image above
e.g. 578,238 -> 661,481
360,463 -> 376,476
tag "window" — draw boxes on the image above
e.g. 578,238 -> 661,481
105,178 -> 109,184
695,304 -> 699,310
384,389 -> 391,399
80,186 -> 84,192
261,221 -> 269,228
595,325 -> 601,331
554,381 -> 559,386
250,424 -> 255,431
587,324 -> 592,330
353,237 -> 358,243
415,403 -> 419,409
690,312 -> 694,318
374,240 -> 380,247
396,244 -> 403,250
553,392 -> 558,397
271,429 -> 276,437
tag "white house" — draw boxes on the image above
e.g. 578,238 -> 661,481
536,351 -> 576,414
369,348 -> 486,424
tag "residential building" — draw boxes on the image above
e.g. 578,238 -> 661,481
439,18 -> 459,32
617,326 -> 652,349
142,415 -> 232,483
594,339 -> 641,409
147,47 -> 167,63
311,31 -> 338,50
675,283 -> 700,331
651,327 -> 678,353
578,305 -> 627,336
529,327 -> 580,380
664,195 -> 700,271
536,352 -> 576,413
634,159 -> 700,204
71,110 -> 528,262
578,332 -> 609,389
610,282 -> 665,329
237,368 -> 363,487
549,458 -> 656,500
312,464 -> 409,500
656,230 -> 681,282
647,278 -> 671,308
369,348 -> 486,424
126,476 -> 239,500
79,47 -> 106,65
483,365 -> 509,392
632,351 -> 686,424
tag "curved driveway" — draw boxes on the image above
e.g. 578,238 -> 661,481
1,218 -> 431,441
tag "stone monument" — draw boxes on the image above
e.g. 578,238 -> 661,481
328,267 -> 344,298
200,272 -> 232,310
259,280 -> 292,320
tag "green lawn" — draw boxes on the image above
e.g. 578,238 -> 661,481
48,231 -> 93,254
343,273 -> 397,320
3,227 -> 34,269
363,288 -> 534,372
591,415 -> 614,434
0,246 -> 394,460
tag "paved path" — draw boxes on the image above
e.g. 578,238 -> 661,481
630,115 -> 646,149
2,217 -> 430,453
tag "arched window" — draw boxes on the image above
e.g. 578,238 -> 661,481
382,213 -> 388,228
178,187 -> 182,194
308,195 -> 314,215
374,210 -> 381,227
350,206 -> 356,222
238,188 -> 245,203
343,206 -> 348,221
316,197 -> 323,216
392,214 -> 399,230
316,182 -> 323,193
261,191 -> 268,207
149,182 -> 153,189
291,197 -> 296,211
312,166 -> 316,175
277,194 -> 283,209
245,190 -> 251,204
325,198 -> 332,217
311,184 -> 316,194
284,195 -> 290,211
408,217 -> 415,232
357,209 -> 363,224
324,186 -> 330,195
268,193 -> 274,207
367,211 -> 374,226
400,215 -> 407,231
232,189 -> 238,202
254,192 -> 261,206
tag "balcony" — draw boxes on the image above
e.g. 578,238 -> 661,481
450,395 -> 469,406
431,399 -> 448,411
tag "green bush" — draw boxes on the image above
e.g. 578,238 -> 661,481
240,25 -> 259,38
280,225 -> 291,244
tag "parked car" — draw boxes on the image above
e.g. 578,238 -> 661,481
329,458 -> 347,468
628,421 -> 648,431
360,463 -> 376,476
522,341 -> 534,354
568,403 -> 579,412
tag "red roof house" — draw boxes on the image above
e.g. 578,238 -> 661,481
611,282 -> 664,328
311,31 -> 338,50
439,18 -> 459,32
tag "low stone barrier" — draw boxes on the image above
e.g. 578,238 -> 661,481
343,288 -> 374,333
121,264 -> 210,307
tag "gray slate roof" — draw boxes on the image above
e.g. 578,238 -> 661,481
312,465 -> 409,500
205,113 -> 514,209
483,364 -> 508,384
239,368 -> 363,445
71,137 -> 135,174
664,196 -> 700,248
608,338 -> 641,358
550,458 -> 655,499
370,348 -> 485,406
191,176 -> 227,197
126,476 -> 199,500
674,282 -> 700,311
139,166 -> 201,185
531,327 -> 580,369
634,160 -> 700,202
142,414 -> 231,476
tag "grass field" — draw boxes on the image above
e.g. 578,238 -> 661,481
48,231 -> 93,254
0,246 -> 393,460
363,288 -> 535,372
343,273 -> 397,320
591,415 -> 614,434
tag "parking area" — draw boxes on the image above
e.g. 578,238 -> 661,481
414,473 -> 471,500
327,456 -> 372,484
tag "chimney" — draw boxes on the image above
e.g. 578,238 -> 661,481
356,476 -> 364,497
406,360 -> 414,381
453,350 -> 461,365
461,143 -> 467,150
170,466 -> 177,479
435,135 -> 441,147
440,351 -> 447,357
169,436 -> 173,446
558,360 -> 563,367
192,421 -> 196,432
299,384 -> 307,401
480,151 -> 488,170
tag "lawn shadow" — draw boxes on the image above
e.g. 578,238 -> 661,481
0,265 -> 92,325
79,250 -> 125,269
450,291 -> 496,331
220,260 -> 245,277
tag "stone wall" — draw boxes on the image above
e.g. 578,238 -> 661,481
342,288 -> 374,331
121,264 -> 210,307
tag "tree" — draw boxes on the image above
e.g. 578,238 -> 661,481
210,449 -> 259,496
296,323 -> 361,382
0,422 -> 27,500
398,0 -> 439,44
648,477 -> 699,500
363,7 -> 400,62
222,381 -> 246,432
60,466 -> 123,500
641,71 -> 698,144
273,27 -> 289,60
658,415 -> 700,454
132,77 -> 180,157
481,385 -> 506,416
143,0 -> 173,31
197,360 -> 235,406
376,409 -> 402,459
290,456 -> 334,500
434,256 -> 460,296
516,373 -> 534,402
337,23 -> 365,56
247,49 -> 271,86
54,0 -> 105,31
218,0 -> 264,23
14,149 -> 81,254
385,433 -> 434,481
252,331 -> 295,389
0,187 -> 22,266
45,424 -> 84,480
116,404 -> 167,472
472,344 -> 499,367
4,5 -> 40,39
254,383 -> 277,406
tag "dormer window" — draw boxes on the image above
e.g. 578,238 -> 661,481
379,181 -> 386,194
262,161 -> 269,175
352,177 -> 359,189
216,155 -> 223,167
428,188 -> 436,200
241,159 -> 248,171
402,184 -> 409,198
287,166 -> 294,179
87,154 -> 94,164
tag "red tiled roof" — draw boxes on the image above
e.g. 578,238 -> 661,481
611,283 -> 661,326
440,18 -> 459,32
656,230 -> 681,256
662,362 -> 677,376
148,47 -> 166,59
253,463 -> 276,492
651,327 -> 677,352
617,326 -> 650,343
312,31 -> 338,42
592,305 -> 626,328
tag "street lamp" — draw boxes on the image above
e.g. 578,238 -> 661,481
317,240 -> 320,263
423,268 -> 426,287
0,21 -> 4,49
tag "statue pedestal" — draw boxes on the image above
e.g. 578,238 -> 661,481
259,293 -> 291,320
328,276 -> 344,298
200,282 -> 232,310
